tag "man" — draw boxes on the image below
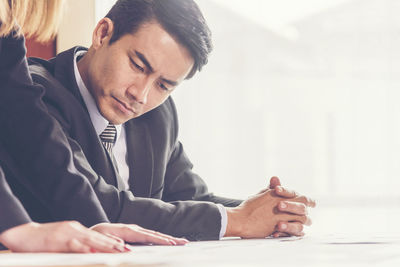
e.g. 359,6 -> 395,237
8,0 -> 314,240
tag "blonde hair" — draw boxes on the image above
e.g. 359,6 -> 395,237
0,0 -> 65,42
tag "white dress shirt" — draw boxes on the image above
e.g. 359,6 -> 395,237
73,50 -> 227,238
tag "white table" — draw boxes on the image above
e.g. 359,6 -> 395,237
1,204 -> 399,267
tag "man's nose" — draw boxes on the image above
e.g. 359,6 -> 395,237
127,78 -> 152,104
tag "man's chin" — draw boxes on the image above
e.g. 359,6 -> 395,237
110,113 -> 142,124
109,117 -> 130,125
100,107 -> 134,124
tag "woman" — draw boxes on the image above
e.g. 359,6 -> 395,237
0,0 -> 187,252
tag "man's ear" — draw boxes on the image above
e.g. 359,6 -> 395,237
92,18 -> 114,49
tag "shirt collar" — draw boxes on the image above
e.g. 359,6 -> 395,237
73,50 -> 122,139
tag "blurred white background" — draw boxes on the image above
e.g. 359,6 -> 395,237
177,0 -> 400,204
95,1 -> 400,214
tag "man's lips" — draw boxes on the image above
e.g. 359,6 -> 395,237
113,96 -> 136,114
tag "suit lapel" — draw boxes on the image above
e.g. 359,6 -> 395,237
125,119 -> 154,197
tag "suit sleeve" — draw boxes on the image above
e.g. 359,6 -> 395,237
47,103 -> 224,241
0,167 -> 31,234
162,99 -> 243,207
0,35 -> 109,227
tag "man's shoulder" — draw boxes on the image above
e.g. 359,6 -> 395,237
27,49 -> 85,113
28,46 -> 87,87
27,57 -> 68,99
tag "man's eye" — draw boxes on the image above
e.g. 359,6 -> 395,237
130,59 -> 144,72
158,82 -> 169,91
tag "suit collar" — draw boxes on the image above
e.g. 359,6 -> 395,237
54,46 -> 88,109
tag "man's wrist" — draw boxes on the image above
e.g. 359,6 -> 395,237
224,207 -> 243,237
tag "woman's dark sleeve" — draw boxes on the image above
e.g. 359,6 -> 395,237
0,167 -> 31,234
0,35 -> 109,226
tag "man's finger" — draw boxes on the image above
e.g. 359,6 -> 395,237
122,227 -> 187,246
278,201 -> 308,216
276,222 -> 304,237
281,214 -> 312,226
272,231 -> 291,238
140,228 -> 188,245
258,175 -> 281,194
134,231 -> 179,245
274,186 -> 297,198
292,195 -> 317,208
81,229 -> 126,253
269,176 -> 281,189
274,187 -> 316,208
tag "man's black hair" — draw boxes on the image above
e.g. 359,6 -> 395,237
106,0 -> 213,79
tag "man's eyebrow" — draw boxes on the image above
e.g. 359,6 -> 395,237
135,51 -> 154,73
134,50 -> 178,87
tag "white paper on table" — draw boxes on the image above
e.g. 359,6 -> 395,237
1,234 -> 400,267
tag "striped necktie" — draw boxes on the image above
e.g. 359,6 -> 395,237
99,123 -> 117,155
99,123 -> 126,189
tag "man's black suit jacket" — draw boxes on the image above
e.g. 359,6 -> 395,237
23,46 -> 241,240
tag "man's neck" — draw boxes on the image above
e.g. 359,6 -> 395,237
76,50 -> 92,96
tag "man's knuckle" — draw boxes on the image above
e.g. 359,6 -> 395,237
301,204 -> 307,214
